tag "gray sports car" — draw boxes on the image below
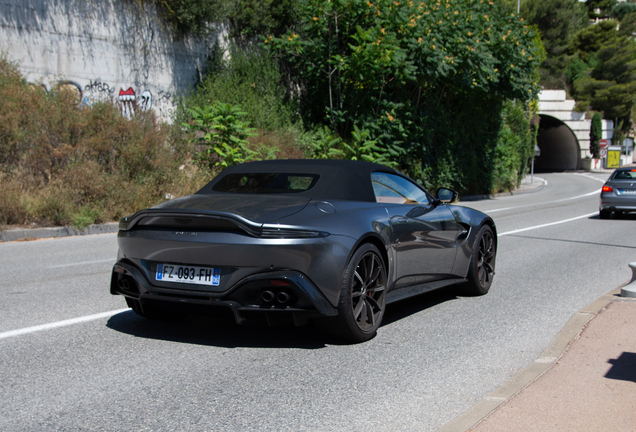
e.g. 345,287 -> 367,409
111,160 -> 497,342
599,167 -> 636,219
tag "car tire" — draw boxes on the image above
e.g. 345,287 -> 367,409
599,209 -> 611,219
126,297 -> 183,321
460,225 -> 496,296
325,243 -> 387,343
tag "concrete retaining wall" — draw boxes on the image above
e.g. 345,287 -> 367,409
1,0 -> 219,120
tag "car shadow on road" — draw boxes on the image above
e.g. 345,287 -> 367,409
106,288 -> 459,348
592,213 -> 636,221
382,289 -> 458,326
106,309 -> 329,349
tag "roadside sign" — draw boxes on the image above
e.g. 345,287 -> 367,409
607,149 -> 620,168
600,148 -> 608,158
600,139 -> 608,149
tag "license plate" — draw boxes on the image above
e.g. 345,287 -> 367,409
156,263 -> 220,286
619,189 -> 636,194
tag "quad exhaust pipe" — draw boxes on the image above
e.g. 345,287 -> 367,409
117,277 -> 131,290
260,290 -> 292,305
261,290 -> 275,303
276,292 -> 290,303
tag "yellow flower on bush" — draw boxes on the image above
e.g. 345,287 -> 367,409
386,113 -> 395,121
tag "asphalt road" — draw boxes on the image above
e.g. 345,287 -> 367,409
1,172 -> 634,431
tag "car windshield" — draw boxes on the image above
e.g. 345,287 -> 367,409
212,173 -> 320,194
612,170 -> 636,180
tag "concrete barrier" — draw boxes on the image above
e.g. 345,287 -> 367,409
620,262 -> 636,298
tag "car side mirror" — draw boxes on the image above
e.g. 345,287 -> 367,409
436,187 -> 458,204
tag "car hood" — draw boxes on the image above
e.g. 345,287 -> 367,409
150,194 -> 312,223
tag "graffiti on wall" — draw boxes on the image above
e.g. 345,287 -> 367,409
44,78 -> 176,120
118,87 -> 156,118
57,81 -> 83,104
84,80 -> 116,97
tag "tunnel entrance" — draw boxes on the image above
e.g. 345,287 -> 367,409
535,115 -> 581,171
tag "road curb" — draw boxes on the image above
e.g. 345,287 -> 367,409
0,222 -> 119,242
437,284 -> 624,432
461,178 -> 547,202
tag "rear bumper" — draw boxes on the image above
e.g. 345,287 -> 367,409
599,193 -> 636,212
111,260 -> 337,325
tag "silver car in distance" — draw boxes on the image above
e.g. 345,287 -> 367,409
111,160 -> 497,342
599,167 -> 636,219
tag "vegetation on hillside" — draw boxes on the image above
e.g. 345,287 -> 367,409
518,0 -> 636,138
2,0 -> 550,227
262,0 -> 542,194
0,55 -> 205,228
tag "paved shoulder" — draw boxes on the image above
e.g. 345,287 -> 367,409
439,285 -> 636,432
0,222 -> 118,242
467,298 -> 636,432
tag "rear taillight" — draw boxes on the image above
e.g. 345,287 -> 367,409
602,185 -> 613,192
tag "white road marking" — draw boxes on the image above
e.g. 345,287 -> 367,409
499,212 -> 598,237
574,173 -> 609,183
48,259 -> 114,268
487,189 -> 601,213
0,309 -> 129,340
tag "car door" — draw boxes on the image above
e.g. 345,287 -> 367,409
372,172 -> 459,286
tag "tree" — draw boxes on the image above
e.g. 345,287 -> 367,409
520,0 -> 588,89
229,0 -> 300,39
266,0 -> 542,194
587,0 -> 617,21
151,0 -> 234,37
590,112 -> 602,158
570,21 -> 636,122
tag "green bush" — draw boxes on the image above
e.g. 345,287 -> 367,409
183,46 -> 299,132
266,0 -> 542,194
183,102 -> 262,172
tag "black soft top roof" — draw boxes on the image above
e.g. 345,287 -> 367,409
196,159 -> 399,202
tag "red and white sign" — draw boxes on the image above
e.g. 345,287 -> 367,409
600,147 -> 608,158
600,139 -> 608,149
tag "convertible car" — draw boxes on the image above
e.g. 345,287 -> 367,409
111,160 -> 497,342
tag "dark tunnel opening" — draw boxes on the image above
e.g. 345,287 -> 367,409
535,115 -> 581,172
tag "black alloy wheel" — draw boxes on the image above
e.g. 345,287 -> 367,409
350,248 -> 387,332
462,225 -> 496,296
327,243 -> 387,342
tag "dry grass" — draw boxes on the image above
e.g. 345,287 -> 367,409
0,54 -> 208,228
0,53 -> 307,228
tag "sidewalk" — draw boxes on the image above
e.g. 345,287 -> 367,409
440,286 -> 636,432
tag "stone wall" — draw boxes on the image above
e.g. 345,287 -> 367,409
0,0 -> 218,120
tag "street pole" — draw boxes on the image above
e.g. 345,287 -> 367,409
531,157 -> 534,184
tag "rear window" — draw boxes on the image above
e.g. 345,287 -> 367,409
612,170 -> 636,180
212,173 -> 320,194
